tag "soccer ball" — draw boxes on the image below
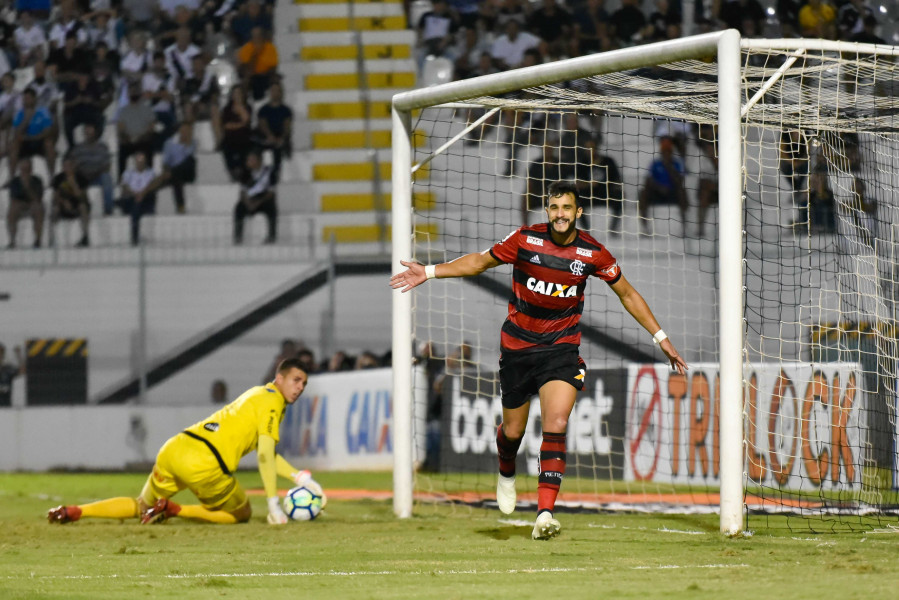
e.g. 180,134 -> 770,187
283,483 -> 324,521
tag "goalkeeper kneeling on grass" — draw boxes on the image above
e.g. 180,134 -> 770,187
48,358 -> 325,525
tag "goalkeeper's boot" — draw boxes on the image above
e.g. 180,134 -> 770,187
141,498 -> 181,525
532,510 -> 561,540
47,505 -> 81,524
496,474 -> 517,514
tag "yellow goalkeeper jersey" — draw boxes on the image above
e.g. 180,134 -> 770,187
183,383 -> 286,473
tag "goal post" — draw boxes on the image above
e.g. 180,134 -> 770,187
391,30 -> 745,533
392,31 -> 899,532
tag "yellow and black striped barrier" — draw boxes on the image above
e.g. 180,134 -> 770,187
26,338 -> 88,405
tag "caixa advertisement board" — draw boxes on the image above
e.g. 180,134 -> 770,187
437,369 -> 628,477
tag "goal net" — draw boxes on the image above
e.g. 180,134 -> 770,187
391,32 -> 899,532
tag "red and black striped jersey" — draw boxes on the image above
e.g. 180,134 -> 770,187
489,223 -> 621,352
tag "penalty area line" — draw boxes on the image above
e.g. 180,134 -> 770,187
11,564 -> 750,581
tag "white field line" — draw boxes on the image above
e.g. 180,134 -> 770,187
7,564 -> 751,581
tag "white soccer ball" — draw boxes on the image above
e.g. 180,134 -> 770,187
283,483 -> 324,521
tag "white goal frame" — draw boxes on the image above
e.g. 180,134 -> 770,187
390,29 -> 746,534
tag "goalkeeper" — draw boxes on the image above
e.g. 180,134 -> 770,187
48,358 -> 322,525
391,180 -> 687,540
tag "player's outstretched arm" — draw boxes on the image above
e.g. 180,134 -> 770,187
390,251 -> 501,293
609,275 -> 688,374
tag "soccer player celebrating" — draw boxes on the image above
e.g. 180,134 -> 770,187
48,358 -> 323,526
390,180 -> 687,540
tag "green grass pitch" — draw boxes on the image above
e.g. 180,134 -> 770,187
2,472 -> 898,599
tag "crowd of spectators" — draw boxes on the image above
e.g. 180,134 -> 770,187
414,0 -> 876,236
2,0 -> 293,249
261,338 -> 393,385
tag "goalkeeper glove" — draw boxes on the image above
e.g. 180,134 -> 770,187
266,496 -> 288,525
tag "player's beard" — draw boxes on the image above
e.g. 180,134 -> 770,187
548,216 -> 577,237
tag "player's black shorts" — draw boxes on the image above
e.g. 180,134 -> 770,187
499,346 -> 586,409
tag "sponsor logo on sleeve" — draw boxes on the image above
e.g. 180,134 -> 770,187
203,422 -> 220,433
598,262 -> 620,279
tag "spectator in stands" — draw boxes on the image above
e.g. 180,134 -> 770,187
697,136 -> 718,238
254,81 -> 292,184
849,14 -> 884,44
48,32 -> 88,97
777,0 -> 802,37
321,350 -> 354,372
572,0 -> 610,53
527,0 -> 573,46
116,82 -> 157,177
9,87 -> 57,179
142,51 -> 178,142
230,0 -> 272,47
448,0 -> 479,29
262,338 -> 300,383
490,19 -> 540,70
158,121 -> 196,214
453,27 -> 493,80
0,343 -> 24,406
799,0 -> 837,39
49,155 -> 90,247
180,52 -> 220,123
296,348 -> 317,374
62,67 -> 104,148
218,84 -> 253,181
808,141 -> 836,233
0,72 -> 20,163
86,9 -> 120,57
643,0 -> 681,42
638,135 -> 687,234
48,0 -> 88,51
355,351 -> 380,370
122,0 -> 158,32
13,10 -> 47,67
69,121 -> 114,216
156,5 -> 204,54
119,30 -> 153,105
165,26 -> 201,87
608,0 -> 646,46
210,379 -> 228,403
780,130 -> 809,228
6,156 -> 45,248
27,60 -> 60,115
233,148 -> 277,245
495,0 -> 530,30
236,25 -> 279,101
719,0 -> 767,35
417,0 -> 461,70
837,0 -> 872,40
117,150 -> 159,246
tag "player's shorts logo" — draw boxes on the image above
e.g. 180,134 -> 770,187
570,259 -> 585,276
204,423 -> 220,432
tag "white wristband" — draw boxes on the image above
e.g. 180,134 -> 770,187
652,329 -> 668,345
424,264 -> 437,280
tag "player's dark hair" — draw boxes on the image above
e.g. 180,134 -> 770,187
277,357 -> 308,375
547,180 -> 580,208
